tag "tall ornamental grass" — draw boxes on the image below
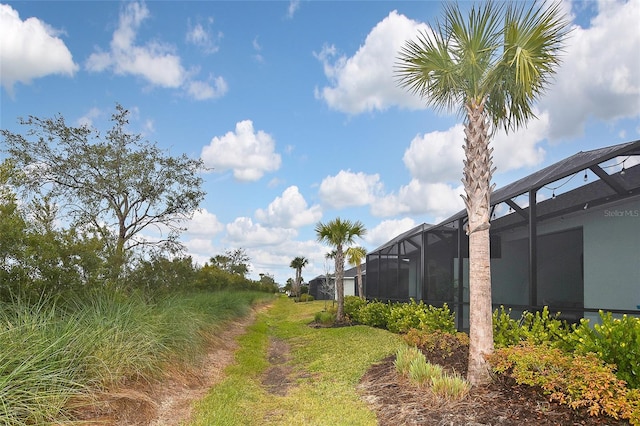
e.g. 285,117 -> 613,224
0,290 -> 270,426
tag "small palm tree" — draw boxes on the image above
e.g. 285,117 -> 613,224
396,1 -> 569,385
346,246 -> 367,300
315,218 -> 366,322
289,256 -> 308,300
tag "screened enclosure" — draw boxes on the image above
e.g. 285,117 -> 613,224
366,140 -> 640,330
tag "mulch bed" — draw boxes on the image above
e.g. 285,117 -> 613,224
357,343 -> 631,426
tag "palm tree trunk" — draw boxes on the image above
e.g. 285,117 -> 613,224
357,264 -> 364,299
462,97 -> 495,386
335,247 -> 345,322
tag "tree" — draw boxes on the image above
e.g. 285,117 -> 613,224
289,256 -> 309,300
210,248 -> 250,277
284,278 -> 295,294
315,218 -> 366,322
1,104 -> 206,280
396,1 -> 568,385
346,246 -> 367,300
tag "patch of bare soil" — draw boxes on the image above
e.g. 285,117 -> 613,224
358,345 -> 631,426
261,337 -> 294,396
74,304 -> 269,426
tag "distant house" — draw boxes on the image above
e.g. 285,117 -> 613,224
366,140 -> 640,330
308,274 -> 334,300
308,264 -> 365,300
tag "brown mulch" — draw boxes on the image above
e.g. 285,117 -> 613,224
357,342 -> 631,426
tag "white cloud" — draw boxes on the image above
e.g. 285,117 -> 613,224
318,170 -> 383,209
184,209 -> 224,237
403,115 -> 548,186
85,1 -> 226,101
372,180 -> 464,219
287,0 -> 300,19
255,186 -> 322,228
403,125 -> 465,184
76,107 -> 103,127
86,2 -> 185,88
201,120 -> 282,181
246,238 -> 326,283
186,75 -> 228,100
0,4 -> 78,93
314,10 -> 426,114
491,112 -> 548,172
226,217 -> 296,247
541,0 -> 640,140
315,1 -> 639,145
186,18 -> 221,54
365,218 -> 417,249
183,238 -> 217,260
252,36 -> 264,63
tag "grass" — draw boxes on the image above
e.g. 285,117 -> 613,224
189,297 -> 404,426
393,344 -> 470,399
0,290 -> 272,426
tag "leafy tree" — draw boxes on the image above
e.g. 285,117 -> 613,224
210,248 -> 250,277
124,255 -> 197,295
284,278 -> 294,294
346,246 -> 367,300
396,1 -> 568,384
315,218 -> 366,322
289,256 -> 308,300
0,190 -> 107,299
1,104 -> 206,280
257,273 -> 278,293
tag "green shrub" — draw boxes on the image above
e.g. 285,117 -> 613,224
394,345 -> 423,376
430,373 -> 470,401
387,299 -> 455,334
488,342 -> 636,423
566,311 -> 640,389
344,296 -> 366,322
493,306 -> 524,348
314,310 -> 335,325
357,300 -> 391,329
520,306 -> 569,345
493,305 -> 571,348
298,294 -> 314,302
408,358 -> 443,387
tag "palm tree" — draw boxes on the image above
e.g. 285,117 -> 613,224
289,256 -> 308,300
346,246 -> 367,300
315,218 -> 366,322
396,2 -> 568,385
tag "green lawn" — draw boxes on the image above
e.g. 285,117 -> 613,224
189,297 -> 404,426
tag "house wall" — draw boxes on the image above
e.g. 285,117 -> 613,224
343,277 -> 356,297
490,196 -> 640,320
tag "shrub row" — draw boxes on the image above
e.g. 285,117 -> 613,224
488,343 -> 640,424
344,296 -> 456,334
493,306 -> 640,389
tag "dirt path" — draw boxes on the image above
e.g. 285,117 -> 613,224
148,306 -> 266,426
77,304 -> 269,426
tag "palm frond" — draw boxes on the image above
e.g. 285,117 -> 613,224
489,1 -> 570,132
395,21 -> 461,114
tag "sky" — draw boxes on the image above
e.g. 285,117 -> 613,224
1,0 -> 639,285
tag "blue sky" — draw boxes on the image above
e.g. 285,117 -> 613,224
1,0 -> 639,284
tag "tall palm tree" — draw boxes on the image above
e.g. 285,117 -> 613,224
315,218 -> 366,322
396,1 -> 568,385
346,246 -> 367,300
289,256 -> 308,300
